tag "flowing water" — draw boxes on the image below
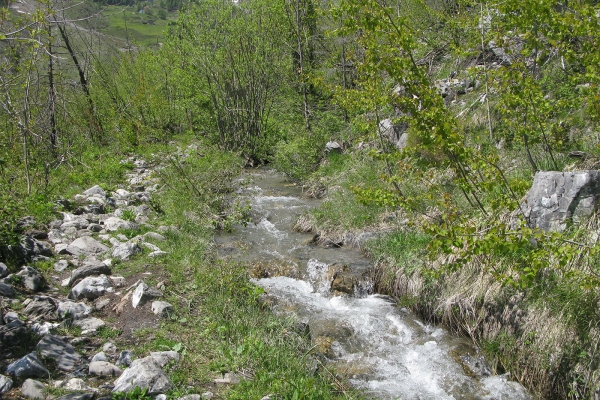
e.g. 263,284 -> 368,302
216,168 -> 532,400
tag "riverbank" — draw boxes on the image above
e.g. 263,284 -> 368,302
0,141 -> 349,399
296,151 -> 600,399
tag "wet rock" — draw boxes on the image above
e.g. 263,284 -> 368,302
66,237 -> 109,257
112,356 -> 173,395
331,271 -> 355,295
0,374 -> 13,394
459,353 -> 491,378
132,282 -> 163,308
151,301 -> 174,317
117,351 -> 134,367
112,241 -> 143,260
68,275 -> 112,300
23,296 -> 58,320
6,352 -> 50,379
0,282 -> 15,297
89,361 -> 123,377
150,351 -> 180,368
69,261 -> 111,287
215,372 -> 240,384
37,335 -> 82,371
73,317 -> 105,331
104,217 -> 138,232
57,301 -> 92,320
54,260 -> 69,272
17,266 -> 46,292
21,378 -> 46,399
0,262 -> 8,278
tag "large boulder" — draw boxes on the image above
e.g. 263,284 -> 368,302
522,171 -> 600,231
16,266 -> 46,292
112,357 -> 173,395
23,296 -> 58,320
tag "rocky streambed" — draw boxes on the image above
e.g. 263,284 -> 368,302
216,168 -> 534,400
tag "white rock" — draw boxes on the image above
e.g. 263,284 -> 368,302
151,301 -> 174,318
89,361 -> 122,377
150,351 -> 180,367
103,342 -> 118,354
104,217 -> 138,232
21,378 -> 46,399
68,275 -> 112,300
73,317 -> 105,331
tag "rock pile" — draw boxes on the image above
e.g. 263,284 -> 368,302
0,156 -> 196,399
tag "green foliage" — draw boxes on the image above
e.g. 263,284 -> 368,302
113,386 -> 151,400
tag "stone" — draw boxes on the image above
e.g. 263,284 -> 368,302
144,232 -> 166,241
94,298 -> 111,310
115,189 -> 130,198
62,378 -> 94,391
378,118 -> 408,150
522,170 -> 600,232
57,301 -> 92,320
20,236 -> 53,259
56,394 -> 95,400
104,217 -> 139,232
6,352 -> 50,379
215,372 -> 240,384
112,241 -> 143,260
154,395 -> 167,400
73,317 -> 105,331
103,342 -> 118,354
150,351 -> 180,368
117,351 -> 134,367
325,141 -> 342,153
3,311 -> 19,323
151,301 -> 174,318
109,275 -> 126,288
92,351 -> 108,362
331,271 -> 356,294
0,262 -> 8,278
17,266 -> 46,292
142,242 -> 161,252
0,374 -> 13,394
178,396 -> 202,400
148,250 -> 168,258
21,378 -> 46,399
88,223 -> 103,232
0,323 -> 29,347
68,275 -> 112,300
89,361 -> 122,377
54,260 -> 69,272
48,229 -> 66,244
132,282 -> 163,308
31,322 -> 59,335
23,296 -> 57,320
0,282 -> 15,297
112,357 -> 173,395
201,393 -> 214,399
36,335 -> 82,371
83,185 -> 106,197
69,261 -> 112,286
66,237 -> 109,257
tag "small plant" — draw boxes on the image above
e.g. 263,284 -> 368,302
113,386 -> 151,400
97,326 -> 122,339
121,209 -> 137,222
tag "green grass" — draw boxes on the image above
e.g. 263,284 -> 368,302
105,145 -> 354,399
99,5 -> 177,49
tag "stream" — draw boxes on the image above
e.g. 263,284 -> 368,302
215,168 -> 532,400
